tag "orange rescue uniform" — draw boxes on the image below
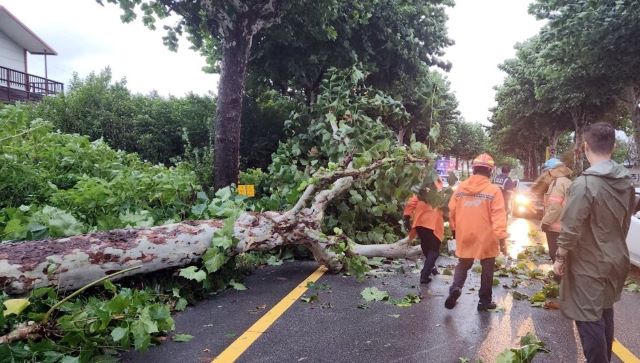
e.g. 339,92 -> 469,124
403,179 -> 444,241
448,174 -> 508,259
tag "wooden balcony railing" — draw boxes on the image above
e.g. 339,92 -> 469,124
0,65 -> 64,102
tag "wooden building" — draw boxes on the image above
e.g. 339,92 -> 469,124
0,5 -> 63,102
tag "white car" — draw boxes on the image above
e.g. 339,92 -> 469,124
627,188 -> 640,267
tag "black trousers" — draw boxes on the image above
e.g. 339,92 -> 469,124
416,227 -> 441,279
544,230 -> 559,262
576,308 -> 614,363
450,257 -> 495,303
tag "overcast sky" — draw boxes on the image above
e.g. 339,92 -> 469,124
445,0 -> 543,123
2,0 -> 543,122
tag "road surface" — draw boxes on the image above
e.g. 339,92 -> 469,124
121,218 -> 640,363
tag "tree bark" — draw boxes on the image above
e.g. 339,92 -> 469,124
212,1 -> 283,189
1,158 -> 425,295
624,86 -> 640,167
213,21 -> 253,190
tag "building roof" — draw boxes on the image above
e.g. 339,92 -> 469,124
0,5 -> 57,55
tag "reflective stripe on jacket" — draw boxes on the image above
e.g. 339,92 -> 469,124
542,175 -> 572,232
448,174 -> 508,259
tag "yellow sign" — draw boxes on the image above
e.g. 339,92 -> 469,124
545,146 -> 550,161
237,184 -> 255,197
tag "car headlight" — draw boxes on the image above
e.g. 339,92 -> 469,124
515,194 -> 530,204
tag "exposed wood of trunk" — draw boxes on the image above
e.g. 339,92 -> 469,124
0,158 -> 424,295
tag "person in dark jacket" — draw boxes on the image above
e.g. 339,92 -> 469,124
554,122 -> 636,363
493,165 -> 514,213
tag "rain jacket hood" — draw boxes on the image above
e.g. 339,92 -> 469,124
582,159 -> 630,183
549,164 -> 573,179
459,174 -> 492,194
557,159 -> 636,321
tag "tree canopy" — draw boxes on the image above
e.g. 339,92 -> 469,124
98,0 -> 456,188
489,1 -> 640,172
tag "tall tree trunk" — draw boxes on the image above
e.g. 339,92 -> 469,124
570,109 -> 586,172
625,86 -> 640,167
213,25 -> 253,190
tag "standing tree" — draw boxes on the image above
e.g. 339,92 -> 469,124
98,0 -> 455,189
98,0 -> 289,189
530,0 -> 640,165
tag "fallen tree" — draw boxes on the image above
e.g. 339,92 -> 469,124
0,158 -> 424,295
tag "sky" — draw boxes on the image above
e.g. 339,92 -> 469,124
445,0 -> 544,123
2,0 -> 218,96
2,0 -> 542,121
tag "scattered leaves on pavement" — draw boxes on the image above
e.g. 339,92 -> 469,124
512,291 -> 529,300
624,279 -> 639,293
360,287 -> 390,302
172,334 -> 193,342
228,280 -> 247,291
496,332 -> 549,363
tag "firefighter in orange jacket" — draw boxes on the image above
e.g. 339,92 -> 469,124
403,178 -> 445,284
445,153 -> 509,311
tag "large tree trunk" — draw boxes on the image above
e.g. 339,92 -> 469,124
212,2 -> 283,189
624,86 -> 640,167
0,158 -> 423,295
213,23 -> 253,190
570,109 -> 586,172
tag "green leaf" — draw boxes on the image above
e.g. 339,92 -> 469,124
428,122 -> 440,142
3,298 -> 30,317
203,251 -> 227,274
496,349 -> 517,363
103,279 -> 117,293
529,291 -> 546,303
178,266 -> 207,282
512,291 -> 529,300
266,255 -> 283,266
301,294 -> 319,303
175,298 -> 188,311
131,320 -> 151,351
191,203 -> 207,217
60,356 -> 80,363
229,280 -> 247,291
212,234 -> 234,250
360,287 -> 389,302
111,327 -> 128,342
172,334 -> 193,342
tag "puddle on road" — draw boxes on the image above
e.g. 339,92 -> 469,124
507,218 -> 541,259
507,218 -> 553,272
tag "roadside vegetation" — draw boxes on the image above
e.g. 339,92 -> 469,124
2,0 -> 640,362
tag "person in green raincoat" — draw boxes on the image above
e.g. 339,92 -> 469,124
554,122 -> 636,363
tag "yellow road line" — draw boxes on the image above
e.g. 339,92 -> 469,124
614,339 -> 640,363
212,265 -> 328,363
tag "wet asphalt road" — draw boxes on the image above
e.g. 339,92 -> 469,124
121,219 -> 640,363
